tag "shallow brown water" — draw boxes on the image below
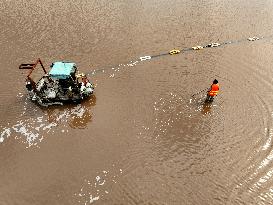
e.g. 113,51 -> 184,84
1,0 -> 273,204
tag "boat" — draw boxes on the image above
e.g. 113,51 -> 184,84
19,58 -> 94,106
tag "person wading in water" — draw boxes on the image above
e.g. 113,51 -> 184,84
206,79 -> 219,102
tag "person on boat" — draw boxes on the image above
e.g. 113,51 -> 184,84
82,75 -> 89,86
206,79 -> 219,101
80,75 -> 93,97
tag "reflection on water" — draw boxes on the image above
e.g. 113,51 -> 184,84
201,101 -> 212,115
0,95 -> 96,147
46,95 -> 96,129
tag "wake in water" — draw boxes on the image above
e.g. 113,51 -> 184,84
137,91 -> 224,143
0,94 -> 96,147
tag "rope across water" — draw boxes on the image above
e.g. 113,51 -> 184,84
87,35 -> 273,76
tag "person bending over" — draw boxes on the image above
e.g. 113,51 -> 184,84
206,79 -> 219,101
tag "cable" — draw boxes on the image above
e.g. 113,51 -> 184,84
86,34 -> 271,76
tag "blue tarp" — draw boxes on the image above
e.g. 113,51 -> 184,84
49,62 -> 76,79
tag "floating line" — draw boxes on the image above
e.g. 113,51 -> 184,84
86,35 -> 272,76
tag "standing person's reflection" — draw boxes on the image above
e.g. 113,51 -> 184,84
201,101 -> 212,115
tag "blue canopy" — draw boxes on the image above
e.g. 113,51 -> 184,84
49,62 -> 76,79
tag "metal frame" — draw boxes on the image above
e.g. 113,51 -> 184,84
19,58 -> 47,91
19,58 -> 47,76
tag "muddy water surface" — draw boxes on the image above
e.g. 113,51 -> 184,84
1,0 -> 273,204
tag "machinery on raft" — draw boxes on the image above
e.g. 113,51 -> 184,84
19,58 -> 94,107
